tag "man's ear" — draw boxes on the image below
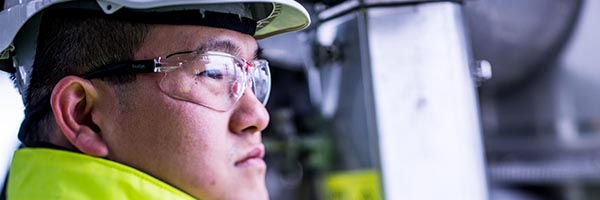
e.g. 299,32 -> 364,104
51,76 -> 108,157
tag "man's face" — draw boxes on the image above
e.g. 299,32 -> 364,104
96,25 -> 270,199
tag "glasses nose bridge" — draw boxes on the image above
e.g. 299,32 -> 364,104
239,59 -> 259,82
241,59 -> 256,73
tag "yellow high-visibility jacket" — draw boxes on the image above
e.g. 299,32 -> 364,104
7,148 -> 195,200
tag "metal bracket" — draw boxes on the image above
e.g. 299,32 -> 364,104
318,44 -> 342,65
0,44 -> 14,60
319,0 -> 464,21
0,44 -> 16,73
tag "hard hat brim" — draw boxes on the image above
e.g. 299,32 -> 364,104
0,0 -> 311,54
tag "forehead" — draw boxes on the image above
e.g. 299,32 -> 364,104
135,25 -> 259,60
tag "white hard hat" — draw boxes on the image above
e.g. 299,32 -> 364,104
0,0 -> 310,96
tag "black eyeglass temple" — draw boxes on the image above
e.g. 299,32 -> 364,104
18,59 -> 160,146
82,59 -> 158,79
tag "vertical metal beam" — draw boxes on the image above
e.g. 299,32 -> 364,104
316,1 -> 487,199
365,2 -> 488,200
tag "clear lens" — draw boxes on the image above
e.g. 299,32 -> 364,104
250,60 -> 271,105
157,51 -> 270,111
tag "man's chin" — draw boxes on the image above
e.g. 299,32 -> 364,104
217,188 -> 268,200
236,180 -> 269,200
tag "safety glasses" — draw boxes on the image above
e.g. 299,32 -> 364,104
82,50 -> 271,111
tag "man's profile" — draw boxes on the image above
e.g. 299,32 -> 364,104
0,0 -> 310,199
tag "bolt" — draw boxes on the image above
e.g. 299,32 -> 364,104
474,59 -> 492,84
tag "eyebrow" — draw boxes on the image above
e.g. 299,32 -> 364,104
196,39 -> 262,60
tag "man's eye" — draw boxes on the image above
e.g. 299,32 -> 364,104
197,69 -> 224,80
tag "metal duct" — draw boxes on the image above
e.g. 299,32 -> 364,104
464,0 -> 582,93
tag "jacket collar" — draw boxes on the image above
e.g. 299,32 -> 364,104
8,148 -> 195,199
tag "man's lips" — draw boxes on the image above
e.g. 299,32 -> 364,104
235,146 -> 265,167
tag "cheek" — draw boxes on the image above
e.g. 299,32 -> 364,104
103,76 -> 250,198
107,87 -> 235,181
113,92 -> 230,160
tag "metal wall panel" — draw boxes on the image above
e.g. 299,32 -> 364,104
366,3 -> 487,199
316,1 -> 487,199
367,2 -> 487,200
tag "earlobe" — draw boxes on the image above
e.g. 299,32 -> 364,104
51,76 -> 108,157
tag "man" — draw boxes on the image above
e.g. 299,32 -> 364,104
0,0 -> 310,199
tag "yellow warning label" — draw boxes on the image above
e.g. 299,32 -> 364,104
323,169 -> 382,200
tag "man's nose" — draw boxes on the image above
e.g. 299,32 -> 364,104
229,87 -> 270,134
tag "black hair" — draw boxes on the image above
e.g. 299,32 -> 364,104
21,10 -> 149,143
